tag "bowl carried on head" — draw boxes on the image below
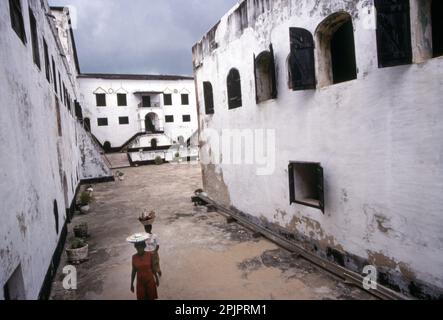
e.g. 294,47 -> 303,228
139,210 -> 156,226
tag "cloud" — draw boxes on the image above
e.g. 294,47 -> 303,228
49,0 -> 239,75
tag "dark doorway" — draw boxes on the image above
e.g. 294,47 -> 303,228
145,115 -> 155,132
3,265 -> 26,300
142,96 -> 151,108
84,118 -> 91,132
53,200 -> 59,234
432,0 -> 443,57
331,20 -> 357,84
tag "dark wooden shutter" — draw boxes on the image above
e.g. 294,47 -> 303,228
288,163 -> 295,204
269,44 -> 278,99
316,164 -> 325,213
253,54 -> 258,103
227,69 -> 242,109
289,28 -> 316,90
375,0 -> 412,67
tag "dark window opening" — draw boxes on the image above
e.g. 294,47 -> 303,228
3,265 -> 25,300
289,162 -> 324,213
75,100 -> 83,121
331,19 -> 357,84
53,200 -> 59,234
142,96 -> 151,108
58,73 -> 61,98
432,0 -> 443,57
289,28 -> 316,90
254,45 -> 277,103
97,118 -> 108,126
43,39 -> 50,82
84,118 -> 91,132
52,58 -> 57,93
164,94 -> 172,106
165,115 -> 174,123
62,83 -> 66,106
227,68 -> 242,109
117,93 -> 127,106
151,138 -> 158,149
203,82 -> 214,115
103,141 -> 111,152
375,0 -> 412,67
29,8 -> 40,69
9,0 -> 27,44
181,94 -> 189,105
96,93 -> 106,107
55,96 -> 62,137
119,116 -> 129,125
182,115 -> 191,122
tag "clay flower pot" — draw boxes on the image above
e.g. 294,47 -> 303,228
66,244 -> 89,264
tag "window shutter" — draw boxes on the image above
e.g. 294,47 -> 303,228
253,54 -> 258,103
316,164 -> 325,213
375,0 -> 412,67
203,82 -> 214,114
269,44 -> 278,99
289,28 -> 316,90
288,163 -> 295,204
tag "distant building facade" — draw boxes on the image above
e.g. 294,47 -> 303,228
0,0 -> 112,300
193,0 -> 443,299
78,74 -> 199,163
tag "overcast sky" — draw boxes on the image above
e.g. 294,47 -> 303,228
49,0 -> 239,76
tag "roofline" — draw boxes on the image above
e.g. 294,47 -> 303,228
78,73 -> 194,81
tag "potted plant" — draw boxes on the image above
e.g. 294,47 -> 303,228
116,171 -> 125,181
73,223 -> 88,239
79,191 -> 92,214
155,156 -> 163,165
66,238 -> 89,264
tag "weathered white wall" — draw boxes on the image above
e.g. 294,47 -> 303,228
78,77 -> 199,149
0,0 -> 111,300
193,0 -> 443,298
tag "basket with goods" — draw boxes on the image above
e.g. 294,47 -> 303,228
139,209 -> 156,226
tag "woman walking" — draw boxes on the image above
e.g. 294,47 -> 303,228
128,236 -> 158,300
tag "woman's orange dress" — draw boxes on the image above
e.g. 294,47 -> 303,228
132,252 -> 158,300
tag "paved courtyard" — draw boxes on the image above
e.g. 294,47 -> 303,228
50,163 -> 373,300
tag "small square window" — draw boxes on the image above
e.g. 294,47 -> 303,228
96,94 -> 106,107
182,115 -> 191,122
165,115 -> 174,123
119,117 -> 129,125
117,94 -> 127,106
289,162 -> 324,213
164,94 -> 172,106
181,94 -> 189,105
97,118 -> 108,126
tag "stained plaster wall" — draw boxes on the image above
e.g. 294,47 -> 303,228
193,0 -> 443,298
0,0 -> 111,299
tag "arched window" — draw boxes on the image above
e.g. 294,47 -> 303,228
432,0 -> 443,57
254,45 -> 277,103
316,12 -> 357,87
375,0 -> 412,67
227,69 -> 242,109
53,200 -> 59,234
203,82 -> 214,115
289,28 -> 316,90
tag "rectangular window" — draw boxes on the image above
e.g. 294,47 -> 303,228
203,82 -> 214,115
52,58 -> 57,93
181,94 -> 189,105
29,8 -> 40,69
96,94 -> 106,107
119,117 -> 129,125
165,115 -> 174,123
117,94 -> 127,106
55,96 -> 62,137
182,115 -> 191,122
9,0 -> 27,44
142,96 -> 151,108
289,162 -> 324,213
43,39 -> 50,82
164,94 -> 172,106
97,118 -> 108,126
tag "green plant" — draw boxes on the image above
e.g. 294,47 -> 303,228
155,156 -> 163,165
175,152 -> 180,158
79,191 -> 92,205
71,238 -> 87,250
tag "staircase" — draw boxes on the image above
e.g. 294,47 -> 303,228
104,153 -> 131,169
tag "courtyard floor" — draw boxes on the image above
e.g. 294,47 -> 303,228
50,163 -> 373,300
